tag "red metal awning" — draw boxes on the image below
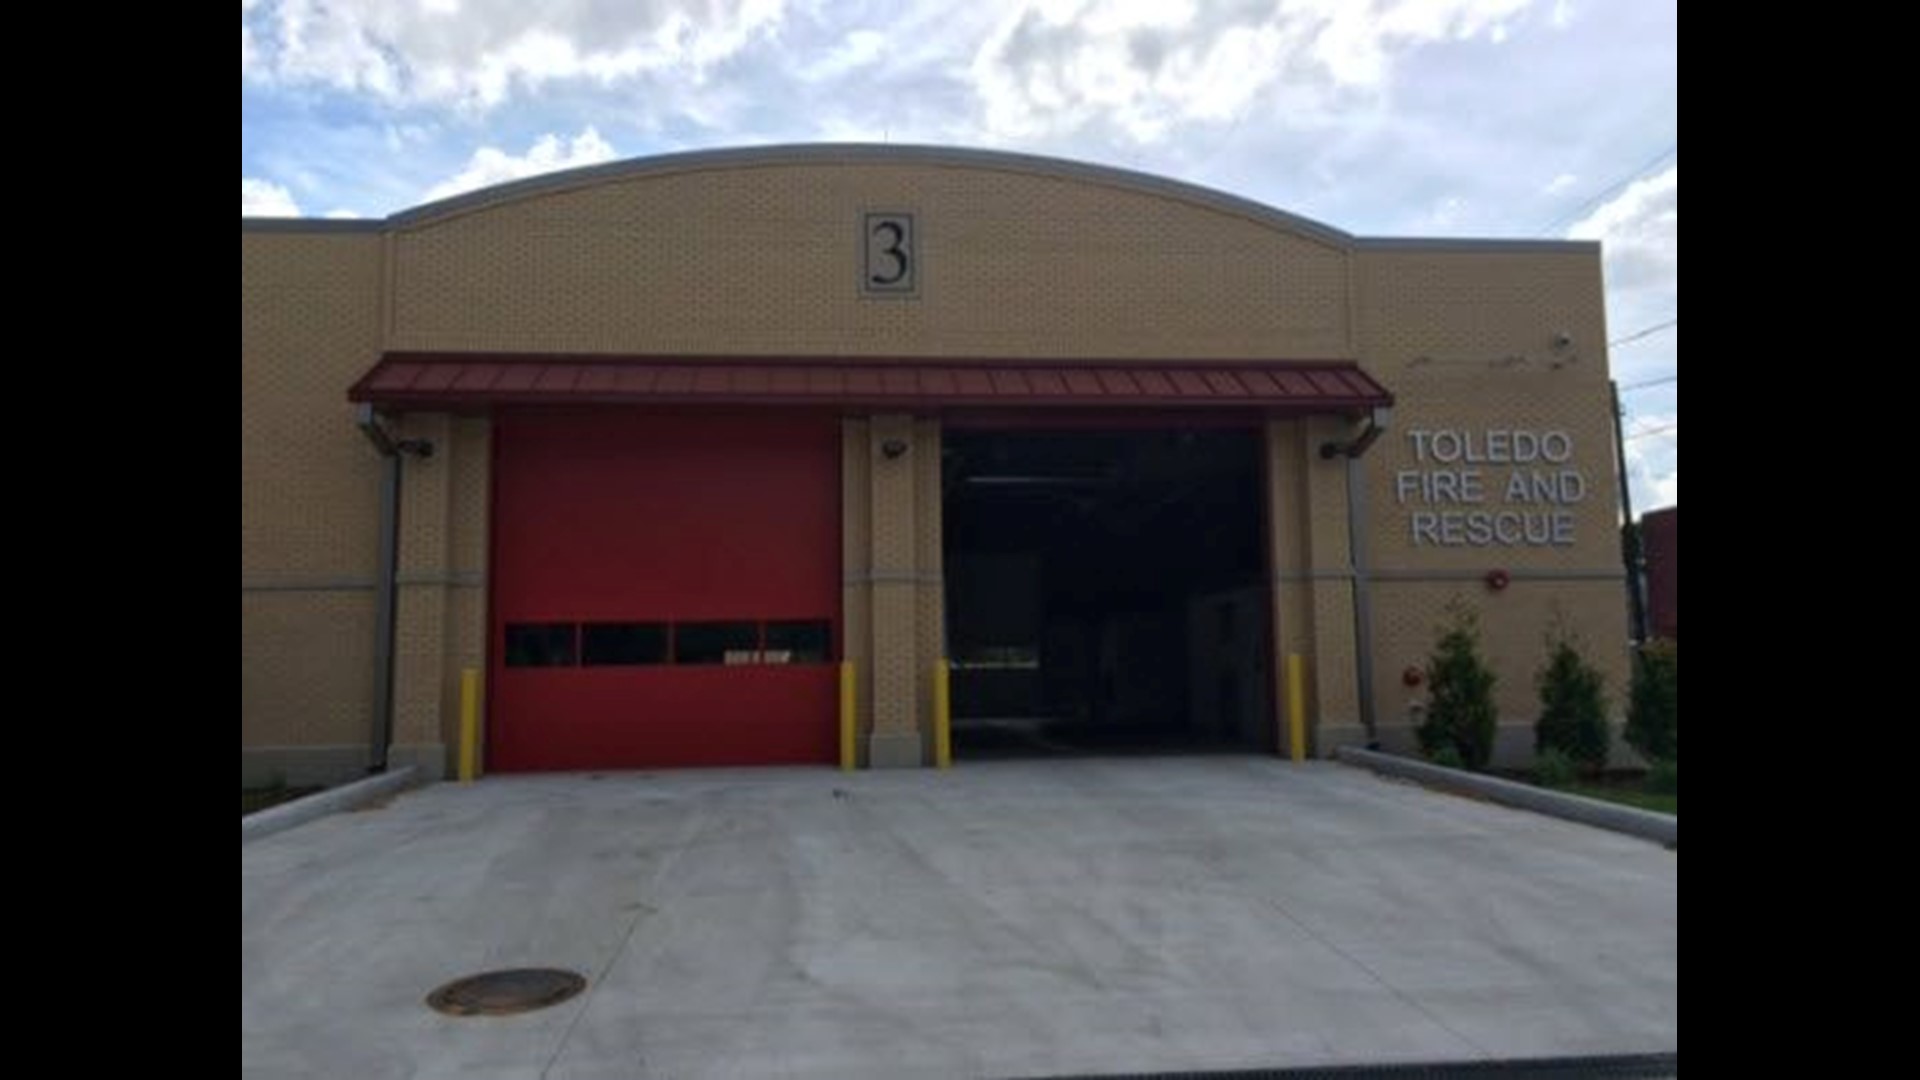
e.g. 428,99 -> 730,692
349,353 -> 1392,413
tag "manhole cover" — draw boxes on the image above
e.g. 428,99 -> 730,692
425,968 -> 587,1016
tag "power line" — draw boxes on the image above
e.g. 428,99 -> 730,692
1539,144 -> 1677,236
1619,374 -> 1676,392
1610,318 -> 1677,348
1626,424 -> 1676,442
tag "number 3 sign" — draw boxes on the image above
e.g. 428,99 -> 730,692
862,212 -> 917,297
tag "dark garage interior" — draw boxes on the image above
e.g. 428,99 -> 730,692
942,428 -> 1274,758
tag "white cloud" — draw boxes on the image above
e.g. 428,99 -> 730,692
1568,165 -> 1675,291
242,0 -> 260,73
802,29 -> 887,82
243,0 -> 789,108
1420,195 -> 1467,230
1565,166 -> 1676,513
1623,411 -> 1676,510
422,128 -> 619,203
324,208 -> 362,219
1543,172 -> 1577,195
242,177 -> 301,217
971,0 -> 1534,142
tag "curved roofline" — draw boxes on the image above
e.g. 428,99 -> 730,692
244,143 -> 1598,255
385,142 -> 1359,246
240,217 -> 383,234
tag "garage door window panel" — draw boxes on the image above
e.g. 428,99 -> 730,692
677,622 -> 762,665
504,623 -> 578,668
581,622 -> 670,666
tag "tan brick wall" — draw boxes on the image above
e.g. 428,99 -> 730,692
243,154 -> 1623,775
912,418 -> 946,762
1265,417 -> 1366,755
241,231 -> 384,581
834,414 -> 945,764
394,412 -> 450,753
1366,580 -> 1631,758
1265,418 -> 1314,748
386,413 -> 492,775
866,414 -> 918,735
388,162 -> 1351,360
441,418 -> 491,762
241,591 -> 375,748
242,231 -> 490,778
241,231 -> 383,763
1353,248 -> 1630,759
840,418 -> 875,752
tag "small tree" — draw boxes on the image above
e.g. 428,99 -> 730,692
1534,623 -> 1610,776
1418,603 -> 1498,770
1625,638 -> 1678,763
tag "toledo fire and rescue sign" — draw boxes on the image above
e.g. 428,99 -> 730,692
1393,428 -> 1591,547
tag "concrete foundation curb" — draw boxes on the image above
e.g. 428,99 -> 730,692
242,766 -> 421,844
1334,747 -> 1676,847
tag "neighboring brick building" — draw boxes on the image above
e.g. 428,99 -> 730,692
1641,506 -> 1677,640
241,145 -> 1630,783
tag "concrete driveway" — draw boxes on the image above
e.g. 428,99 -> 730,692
241,759 -> 1677,1079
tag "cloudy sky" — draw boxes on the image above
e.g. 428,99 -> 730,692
241,0 -> 1676,512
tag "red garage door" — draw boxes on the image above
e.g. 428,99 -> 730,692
489,410 -> 840,771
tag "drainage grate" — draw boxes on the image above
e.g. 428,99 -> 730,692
425,968 -> 587,1017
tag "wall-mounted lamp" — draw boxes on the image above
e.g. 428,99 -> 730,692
1319,405 -> 1393,460
355,404 -> 434,459
880,438 -> 909,460
1547,331 -> 1582,369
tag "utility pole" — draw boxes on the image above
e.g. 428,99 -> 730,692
1610,380 -> 1649,643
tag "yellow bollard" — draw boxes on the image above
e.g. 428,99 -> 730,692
933,661 -> 952,769
458,667 -> 481,781
1286,653 -> 1307,763
839,661 -> 857,771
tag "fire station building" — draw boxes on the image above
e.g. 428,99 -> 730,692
241,145 -> 1629,783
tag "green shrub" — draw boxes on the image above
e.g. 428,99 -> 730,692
1644,758 -> 1678,795
1428,744 -> 1465,770
1624,639 -> 1678,763
1417,603 -> 1498,771
1534,625 -> 1610,775
1533,748 -> 1577,789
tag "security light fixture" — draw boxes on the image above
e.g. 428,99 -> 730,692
1319,405 -> 1393,460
